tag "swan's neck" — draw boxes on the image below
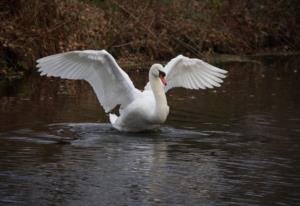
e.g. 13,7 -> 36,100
149,75 -> 169,121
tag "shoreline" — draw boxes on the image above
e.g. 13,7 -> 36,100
1,51 -> 299,80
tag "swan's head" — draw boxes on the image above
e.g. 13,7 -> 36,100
149,64 -> 167,86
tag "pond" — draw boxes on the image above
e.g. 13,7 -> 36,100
0,55 -> 300,206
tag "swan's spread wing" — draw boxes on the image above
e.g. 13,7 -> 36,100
37,50 -> 141,112
163,55 -> 227,92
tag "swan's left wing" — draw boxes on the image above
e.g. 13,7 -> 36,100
37,50 -> 141,112
162,55 -> 227,92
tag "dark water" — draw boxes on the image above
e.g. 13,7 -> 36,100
0,56 -> 300,206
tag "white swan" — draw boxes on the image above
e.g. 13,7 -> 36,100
37,50 -> 227,132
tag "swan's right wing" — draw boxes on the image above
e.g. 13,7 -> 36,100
37,50 -> 141,112
163,55 -> 228,92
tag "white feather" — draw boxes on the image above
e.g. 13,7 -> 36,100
36,50 -> 141,112
144,55 -> 227,92
162,55 -> 227,91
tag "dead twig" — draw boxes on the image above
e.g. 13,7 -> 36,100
110,0 -> 171,52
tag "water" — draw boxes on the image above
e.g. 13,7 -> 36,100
0,56 -> 300,206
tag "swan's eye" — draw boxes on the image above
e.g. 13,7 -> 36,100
159,70 -> 166,77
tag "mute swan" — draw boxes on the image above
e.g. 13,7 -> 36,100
37,50 -> 227,132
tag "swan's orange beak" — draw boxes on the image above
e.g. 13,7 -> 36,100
159,75 -> 167,86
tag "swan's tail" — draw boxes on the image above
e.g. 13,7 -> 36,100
109,113 -> 118,124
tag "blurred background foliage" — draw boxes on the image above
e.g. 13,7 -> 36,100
0,0 -> 299,77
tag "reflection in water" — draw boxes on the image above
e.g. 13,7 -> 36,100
0,56 -> 300,205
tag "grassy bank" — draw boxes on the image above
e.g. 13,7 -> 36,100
0,0 -> 299,78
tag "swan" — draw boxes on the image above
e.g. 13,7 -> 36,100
37,50 -> 227,132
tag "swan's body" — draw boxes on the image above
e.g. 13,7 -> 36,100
37,50 -> 227,132
110,90 -> 168,132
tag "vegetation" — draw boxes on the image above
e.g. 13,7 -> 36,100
0,0 -> 299,78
